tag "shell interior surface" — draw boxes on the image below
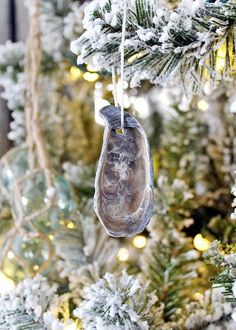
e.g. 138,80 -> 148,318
94,106 -> 153,237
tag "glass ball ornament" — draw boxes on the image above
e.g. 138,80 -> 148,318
11,235 -> 52,274
1,254 -> 25,282
54,176 -> 76,217
0,146 -> 29,193
0,146 -> 76,234
13,170 -> 47,217
29,208 -> 64,234
11,170 -> 76,233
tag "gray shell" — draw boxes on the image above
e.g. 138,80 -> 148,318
94,106 -> 153,237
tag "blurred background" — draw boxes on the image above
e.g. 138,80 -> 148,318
0,1 -> 29,156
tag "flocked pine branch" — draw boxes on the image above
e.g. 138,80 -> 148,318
231,178 -> 236,222
149,175 -> 195,234
0,0 -> 85,144
158,95 -> 235,212
142,229 -> 200,321
54,200 -> 119,302
0,275 -> 63,330
141,176 -> 203,321
74,271 -> 159,330
202,168 -> 236,304
71,0 -> 236,94
185,287 -> 236,329
204,240 -> 236,304
0,41 -> 26,143
160,105 -> 208,186
63,161 -> 95,192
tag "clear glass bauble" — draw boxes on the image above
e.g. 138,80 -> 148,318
11,170 -> 76,233
11,235 -> 52,274
0,146 -> 28,193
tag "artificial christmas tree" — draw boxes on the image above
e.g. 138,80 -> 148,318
0,0 -> 236,329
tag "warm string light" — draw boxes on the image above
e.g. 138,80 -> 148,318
132,235 -> 147,249
70,65 -> 100,82
193,292 -> 202,301
193,234 -> 210,252
117,236 -> 147,262
117,248 -> 129,262
67,221 -> 76,229
84,64 -> 99,81
48,234 -> 54,241
83,72 -> 99,82
7,250 -> 15,260
198,99 -> 209,112
70,66 -> 83,80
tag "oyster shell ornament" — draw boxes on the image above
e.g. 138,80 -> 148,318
94,105 -> 153,237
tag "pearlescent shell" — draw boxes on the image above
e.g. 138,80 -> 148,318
94,106 -> 153,237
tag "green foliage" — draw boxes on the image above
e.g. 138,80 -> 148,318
212,269 -> 236,303
144,233 -> 200,321
160,106 -> 208,186
0,275 -> 59,330
73,0 -> 236,93
0,309 -> 44,330
142,177 -> 201,321
204,241 -> 236,303
54,200 -> 119,301
74,271 -> 158,330
0,1 -> 236,329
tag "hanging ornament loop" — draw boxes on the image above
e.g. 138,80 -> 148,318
112,0 -> 127,134
120,0 -> 127,134
25,0 -> 53,189
112,67 -> 118,108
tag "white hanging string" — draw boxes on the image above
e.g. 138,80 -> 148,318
120,0 -> 127,133
112,66 -> 118,107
